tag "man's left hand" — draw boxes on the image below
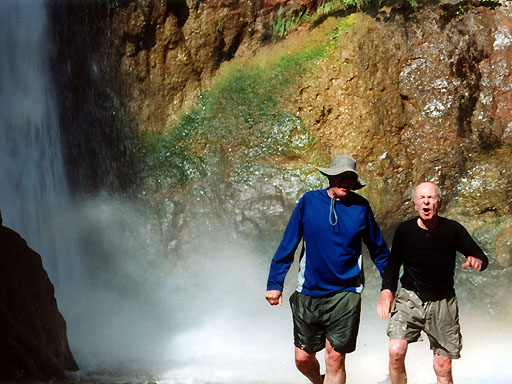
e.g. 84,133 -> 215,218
462,256 -> 483,272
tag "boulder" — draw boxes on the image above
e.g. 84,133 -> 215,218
0,213 -> 78,381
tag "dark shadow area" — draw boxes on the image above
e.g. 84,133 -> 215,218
47,0 -> 140,195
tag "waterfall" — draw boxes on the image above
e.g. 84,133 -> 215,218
0,0 -> 68,282
1,1 -> 510,383
0,3 -> 284,381
0,0 -> 176,374
0,4 -> 294,375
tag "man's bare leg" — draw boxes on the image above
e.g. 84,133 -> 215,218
324,339 -> 346,384
433,353 -> 453,384
389,339 -> 408,384
295,347 -> 323,384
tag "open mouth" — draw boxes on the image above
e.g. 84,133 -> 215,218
423,207 -> 431,214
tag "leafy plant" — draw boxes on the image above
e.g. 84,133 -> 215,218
455,0 -> 475,15
270,7 -> 309,40
269,0 -> 374,41
217,16 -> 224,32
309,0 -> 369,28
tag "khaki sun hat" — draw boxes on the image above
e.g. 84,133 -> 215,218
317,154 -> 366,190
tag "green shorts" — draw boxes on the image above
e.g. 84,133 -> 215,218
387,287 -> 462,359
289,290 -> 361,354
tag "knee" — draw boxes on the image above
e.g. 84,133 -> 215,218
325,347 -> 345,367
433,355 -> 452,378
389,340 -> 407,363
295,349 -> 315,368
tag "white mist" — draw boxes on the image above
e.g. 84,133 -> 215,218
1,1 -> 511,384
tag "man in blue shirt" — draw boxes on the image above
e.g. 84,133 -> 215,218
266,154 -> 391,384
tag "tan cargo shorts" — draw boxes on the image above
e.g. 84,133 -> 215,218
387,287 -> 462,359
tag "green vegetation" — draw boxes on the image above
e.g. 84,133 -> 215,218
136,129 -> 206,187
328,13 -> 359,46
134,6 -> 378,194
270,7 -> 309,40
270,0 -> 369,40
313,0 -> 369,18
451,0 -> 499,16
137,41 -> 330,189
217,16 -> 224,32
455,0 -> 475,15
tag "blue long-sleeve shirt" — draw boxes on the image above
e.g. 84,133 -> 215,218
267,189 -> 390,297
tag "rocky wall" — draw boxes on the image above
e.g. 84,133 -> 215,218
111,0 -> 271,131
290,1 -> 512,232
50,0 -> 512,271
0,214 -> 78,381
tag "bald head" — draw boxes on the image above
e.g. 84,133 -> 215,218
412,182 -> 443,224
411,182 -> 443,203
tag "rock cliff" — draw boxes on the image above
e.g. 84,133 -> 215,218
49,0 -> 512,275
291,1 -> 512,227
110,0 -> 271,131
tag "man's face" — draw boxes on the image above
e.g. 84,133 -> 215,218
413,182 -> 442,222
329,172 -> 356,200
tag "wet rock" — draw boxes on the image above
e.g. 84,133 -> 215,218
495,225 -> 512,268
289,3 -> 512,228
110,0 -> 269,130
51,0 -> 512,249
0,215 -> 77,381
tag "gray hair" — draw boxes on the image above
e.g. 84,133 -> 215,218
411,182 -> 443,203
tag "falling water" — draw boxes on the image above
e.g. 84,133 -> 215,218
0,2 -> 297,382
1,1 -> 511,383
0,0 -> 67,281
0,0 -> 175,377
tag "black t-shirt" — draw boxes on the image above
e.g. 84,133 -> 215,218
382,217 -> 488,301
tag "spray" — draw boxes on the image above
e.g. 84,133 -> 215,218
0,1 -> 510,383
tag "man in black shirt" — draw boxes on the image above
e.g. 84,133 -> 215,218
377,182 -> 488,384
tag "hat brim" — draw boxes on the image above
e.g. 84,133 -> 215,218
317,167 -> 366,190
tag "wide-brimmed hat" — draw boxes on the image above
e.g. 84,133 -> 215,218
317,154 -> 366,190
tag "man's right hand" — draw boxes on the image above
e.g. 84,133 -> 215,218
265,290 -> 283,306
377,289 -> 394,320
